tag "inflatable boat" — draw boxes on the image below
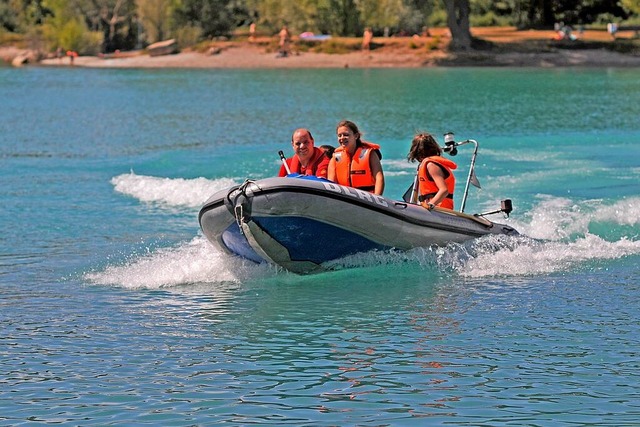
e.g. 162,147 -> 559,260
198,137 -> 519,274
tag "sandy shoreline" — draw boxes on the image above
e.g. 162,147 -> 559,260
32,46 -> 640,69
4,28 -> 640,69
41,45 -> 443,69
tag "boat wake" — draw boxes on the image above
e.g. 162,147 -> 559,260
111,172 -> 238,208
85,236 -> 277,289
91,173 -> 640,287
449,195 -> 640,277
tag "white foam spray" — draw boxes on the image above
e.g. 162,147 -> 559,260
85,236 -> 274,289
513,195 -> 640,240
111,172 -> 238,208
448,195 -> 640,277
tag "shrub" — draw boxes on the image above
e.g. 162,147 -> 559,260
427,10 -> 448,27
41,19 -> 101,55
0,30 -> 25,45
426,35 -> 441,50
311,38 -> 360,54
174,25 -> 202,48
471,12 -> 511,27
594,13 -> 619,25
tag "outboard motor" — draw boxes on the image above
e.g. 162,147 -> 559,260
479,199 -> 514,218
501,199 -> 513,216
443,132 -> 458,156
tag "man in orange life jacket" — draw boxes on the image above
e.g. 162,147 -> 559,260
278,128 -> 330,178
327,120 -> 385,195
406,132 -> 457,210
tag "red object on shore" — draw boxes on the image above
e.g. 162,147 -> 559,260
66,50 -> 78,65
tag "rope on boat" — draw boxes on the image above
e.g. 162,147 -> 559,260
229,179 -> 260,234
234,204 -> 244,233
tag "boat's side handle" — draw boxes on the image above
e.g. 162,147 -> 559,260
394,202 -> 408,209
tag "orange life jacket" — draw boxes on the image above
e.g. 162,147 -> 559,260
333,142 -> 381,192
418,156 -> 457,210
279,147 -> 330,178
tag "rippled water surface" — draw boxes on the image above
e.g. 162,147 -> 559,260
1,66 -> 639,425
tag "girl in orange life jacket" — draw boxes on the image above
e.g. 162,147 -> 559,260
327,120 -> 385,195
407,132 -> 457,210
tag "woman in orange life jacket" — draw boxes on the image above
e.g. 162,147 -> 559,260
407,132 -> 457,210
278,128 -> 330,178
327,120 -> 385,195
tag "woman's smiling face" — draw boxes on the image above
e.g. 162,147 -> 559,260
337,125 -> 358,154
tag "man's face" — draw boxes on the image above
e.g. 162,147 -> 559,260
292,130 -> 314,163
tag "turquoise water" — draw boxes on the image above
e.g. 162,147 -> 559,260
1,66 -> 640,425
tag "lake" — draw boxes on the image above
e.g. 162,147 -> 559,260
1,66 -> 639,425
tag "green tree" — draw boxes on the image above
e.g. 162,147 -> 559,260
1,0 -> 20,31
249,0 -> 319,33
620,0 -> 640,15
5,0 -> 52,32
74,0 -> 137,52
137,0 -> 176,43
332,0 -> 359,35
40,0 -> 101,53
357,0 -> 407,31
401,0 -> 441,31
248,0 -> 364,36
175,0 -> 238,39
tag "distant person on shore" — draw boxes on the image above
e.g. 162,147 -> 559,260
362,27 -> 373,50
277,25 -> 291,57
249,22 -> 257,42
278,128 -> 330,178
328,120 -> 384,195
66,50 -> 78,65
406,132 -> 457,210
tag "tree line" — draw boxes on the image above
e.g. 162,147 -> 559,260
1,0 -> 638,54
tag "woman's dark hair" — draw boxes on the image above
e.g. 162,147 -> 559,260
319,144 -> 335,159
407,132 -> 441,162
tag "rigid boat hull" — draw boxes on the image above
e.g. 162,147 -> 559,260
198,177 -> 518,274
